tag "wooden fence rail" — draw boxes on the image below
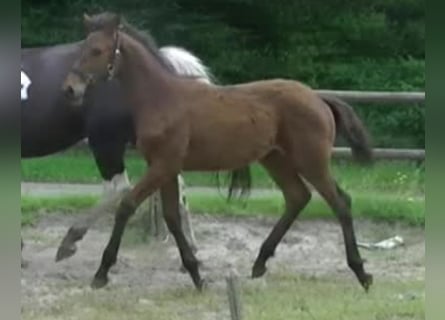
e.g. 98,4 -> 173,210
332,147 -> 424,161
315,90 -> 425,104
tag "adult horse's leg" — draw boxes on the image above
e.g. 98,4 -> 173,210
89,139 -> 130,195
252,151 -> 312,278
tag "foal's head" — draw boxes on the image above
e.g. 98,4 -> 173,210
62,13 -> 122,106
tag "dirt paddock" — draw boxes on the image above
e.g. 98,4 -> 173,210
21,213 -> 425,319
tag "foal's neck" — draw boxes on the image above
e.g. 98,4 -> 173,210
117,32 -> 177,109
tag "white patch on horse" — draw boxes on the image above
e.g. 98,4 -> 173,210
160,46 -> 214,84
21,71 -> 32,100
102,171 -> 131,196
112,171 -> 131,191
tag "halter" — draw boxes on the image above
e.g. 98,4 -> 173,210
107,29 -> 122,80
70,28 -> 122,83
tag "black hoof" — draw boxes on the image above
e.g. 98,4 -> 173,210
55,242 -> 77,262
360,273 -> 373,292
195,278 -> 207,292
251,263 -> 267,279
91,275 -> 109,289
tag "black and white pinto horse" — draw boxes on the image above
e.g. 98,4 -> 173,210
21,44 -> 216,263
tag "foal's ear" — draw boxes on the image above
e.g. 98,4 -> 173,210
83,13 -> 94,32
110,14 -> 121,29
102,14 -> 121,35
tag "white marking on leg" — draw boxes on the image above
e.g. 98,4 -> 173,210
112,170 -> 131,192
102,179 -> 115,196
21,71 -> 31,100
101,171 -> 130,197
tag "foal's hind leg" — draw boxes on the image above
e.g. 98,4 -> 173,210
252,151 -> 312,278
301,163 -> 373,291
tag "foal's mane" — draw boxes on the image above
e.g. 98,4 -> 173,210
88,12 -> 176,73
120,20 -> 176,73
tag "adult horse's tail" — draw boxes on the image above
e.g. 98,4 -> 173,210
320,94 -> 374,165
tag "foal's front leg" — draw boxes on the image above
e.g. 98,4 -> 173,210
161,177 -> 203,290
56,190 -> 127,262
91,164 -> 170,289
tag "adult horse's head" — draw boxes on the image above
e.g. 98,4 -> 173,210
62,12 -> 122,106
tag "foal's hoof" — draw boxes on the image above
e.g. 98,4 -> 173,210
55,243 -> 77,262
360,273 -> 373,292
91,276 -> 109,289
251,263 -> 267,279
194,278 -> 207,292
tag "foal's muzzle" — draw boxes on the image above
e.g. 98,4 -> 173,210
62,72 -> 88,107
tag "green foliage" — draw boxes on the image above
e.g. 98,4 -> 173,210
21,0 -> 425,147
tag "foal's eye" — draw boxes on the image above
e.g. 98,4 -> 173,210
91,48 -> 102,56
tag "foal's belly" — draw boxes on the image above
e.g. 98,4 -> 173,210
183,102 -> 278,171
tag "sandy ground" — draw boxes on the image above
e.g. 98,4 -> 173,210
21,212 -> 425,314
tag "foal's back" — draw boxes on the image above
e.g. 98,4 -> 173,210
178,78 -> 335,170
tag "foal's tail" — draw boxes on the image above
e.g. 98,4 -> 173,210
320,94 -> 374,165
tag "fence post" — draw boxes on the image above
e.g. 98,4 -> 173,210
226,269 -> 243,320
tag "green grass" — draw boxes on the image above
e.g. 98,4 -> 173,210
21,189 -> 425,227
21,150 -> 424,227
21,274 -> 424,320
21,195 -> 98,226
21,150 -> 424,195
